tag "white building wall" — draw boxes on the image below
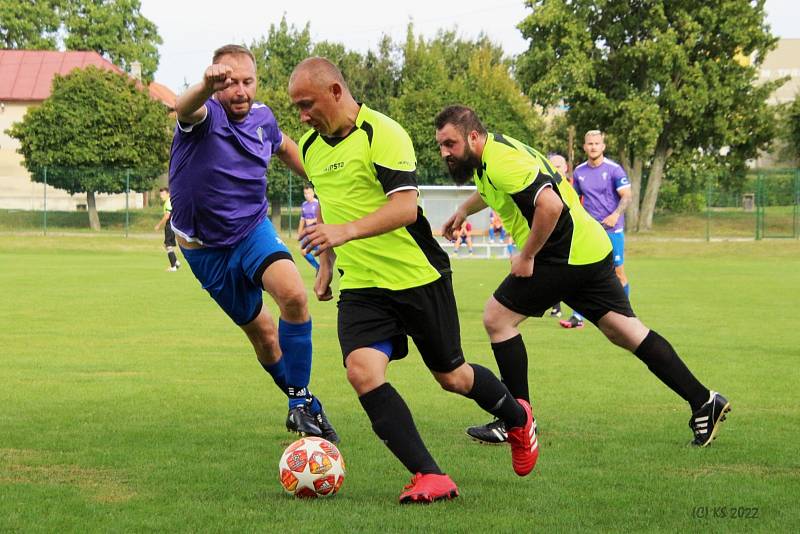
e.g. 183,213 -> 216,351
0,101 -> 143,211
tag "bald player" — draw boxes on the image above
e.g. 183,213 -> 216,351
289,57 -> 538,504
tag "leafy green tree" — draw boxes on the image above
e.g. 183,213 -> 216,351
783,95 -> 800,164
0,0 -> 64,48
62,0 -> 162,82
250,16 -> 313,229
1,0 -> 162,81
7,66 -> 172,230
391,26 -> 545,183
516,0 -> 782,230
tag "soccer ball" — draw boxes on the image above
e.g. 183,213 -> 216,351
278,437 -> 345,498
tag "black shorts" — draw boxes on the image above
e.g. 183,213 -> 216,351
493,253 -> 634,324
164,225 -> 176,247
337,274 -> 465,373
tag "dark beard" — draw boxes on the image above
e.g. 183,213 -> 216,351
445,153 -> 480,185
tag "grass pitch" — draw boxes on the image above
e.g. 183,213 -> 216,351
1,235 -> 799,532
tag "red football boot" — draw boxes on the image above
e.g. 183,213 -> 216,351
398,473 -> 459,504
506,399 -> 539,476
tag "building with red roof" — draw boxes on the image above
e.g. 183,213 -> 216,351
0,50 -> 176,211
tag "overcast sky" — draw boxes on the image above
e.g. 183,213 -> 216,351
138,0 -> 799,93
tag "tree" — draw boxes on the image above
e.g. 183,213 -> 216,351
7,66 -> 172,230
1,0 -> 162,81
516,0 -> 782,230
390,26 -> 545,182
250,16 -> 313,230
62,0 -> 162,82
782,95 -> 800,164
0,0 -> 64,49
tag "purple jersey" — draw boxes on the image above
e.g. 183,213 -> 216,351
301,199 -> 319,224
572,158 -> 630,233
169,98 -> 283,247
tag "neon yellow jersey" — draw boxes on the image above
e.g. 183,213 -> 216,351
476,133 -> 611,265
299,104 -> 449,290
163,197 -> 172,215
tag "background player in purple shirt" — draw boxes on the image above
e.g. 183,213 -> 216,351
297,184 -> 321,271
561,130 -> 632,329
169,44 -> 337,443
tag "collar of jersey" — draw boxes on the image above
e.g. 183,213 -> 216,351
320,103 -> 367,147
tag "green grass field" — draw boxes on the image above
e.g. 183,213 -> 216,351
2,235 -> 799,532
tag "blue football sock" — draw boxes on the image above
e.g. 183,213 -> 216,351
623,284 -> 630,297
573,312 -> 584,321
259,357 -> 288,390
279,318 -> 315,410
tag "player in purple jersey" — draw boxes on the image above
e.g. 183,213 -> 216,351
561,130 -> 632,329
169,44 -> 338,443
297,184 -> 321,271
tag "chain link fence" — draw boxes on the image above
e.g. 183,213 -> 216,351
1,166 -> 798,241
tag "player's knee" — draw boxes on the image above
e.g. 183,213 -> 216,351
483,310 -> 505,337
345,362 -> 381,395
435,371 -> 468,394
277,288 -> 308,320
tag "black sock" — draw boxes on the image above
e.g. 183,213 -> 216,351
465,364 -> 526,428
359,383 -> 441,475
167,251 -> 177,267
491,334 -> 529,402
634,330 -> 710,411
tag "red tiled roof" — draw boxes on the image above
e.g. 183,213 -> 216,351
147,80 -> 176,109
0,50 -> 123,101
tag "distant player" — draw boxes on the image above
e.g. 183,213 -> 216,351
488,210 -> 506,243
289,58 -> 537,504
561,130 -> 631,329
154,187 -> 181,271
452,220 -> 474,256
436,105 -> 730,449
168,44 -> 337,443
297,184 -> 321,271
546,154 -> 569,318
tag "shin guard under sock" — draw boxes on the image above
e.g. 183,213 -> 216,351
359,383 -> 441,475
634,330 -> 709,411
466,364 -> 526,428
490,334 -> 530,402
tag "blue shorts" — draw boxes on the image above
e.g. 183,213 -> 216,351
608,231 -> 625,267
181,218 -> 293,325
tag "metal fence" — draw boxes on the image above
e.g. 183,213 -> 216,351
1,167 -> 798,241
703,169 -> 799,241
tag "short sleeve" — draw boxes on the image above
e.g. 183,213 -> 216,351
369,120 -> 418,195
176,99 -> 219,136
613,165 -> 630,190
572,171 -> 583,196
260,107 -> 283,155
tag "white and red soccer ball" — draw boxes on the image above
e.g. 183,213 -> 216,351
278,437 -> 345,498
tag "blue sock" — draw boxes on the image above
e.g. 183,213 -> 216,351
623,284 -> 630,297
573,312 -> 584,321
279,318 -> 316,411
259,357 -> 288,390
304,252 -> 320,270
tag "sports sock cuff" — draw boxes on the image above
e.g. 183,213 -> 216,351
358,382 -> 394,409
634,329 -> 658,357
490,333 -> 523,350
279,317 -> 312,335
